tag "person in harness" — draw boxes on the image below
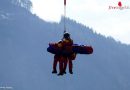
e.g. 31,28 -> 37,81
61,32 -> 75,75
52,40 -> 63,74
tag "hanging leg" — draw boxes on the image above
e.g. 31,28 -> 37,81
68,59 -> 73,74
52,55 -> 59,74
58,56 -> 64,76
63,56 -> 68,74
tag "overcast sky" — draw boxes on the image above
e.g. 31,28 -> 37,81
31,0 -> 130,45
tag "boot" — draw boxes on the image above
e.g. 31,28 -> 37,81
52,70 -> 57,74
63,70 -> 66,74
57,72 -> 63,76
69,70 -> 73,74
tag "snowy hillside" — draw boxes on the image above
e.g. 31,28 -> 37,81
0,0 -> 130,90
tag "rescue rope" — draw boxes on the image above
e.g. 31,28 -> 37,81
64,0 -> 66,33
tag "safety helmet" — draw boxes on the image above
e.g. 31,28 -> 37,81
58,40 -> 62,43
64,32 -> 70,39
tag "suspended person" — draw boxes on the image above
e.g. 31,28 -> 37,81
52,40 -> 64,75
61,32 -> 76,75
